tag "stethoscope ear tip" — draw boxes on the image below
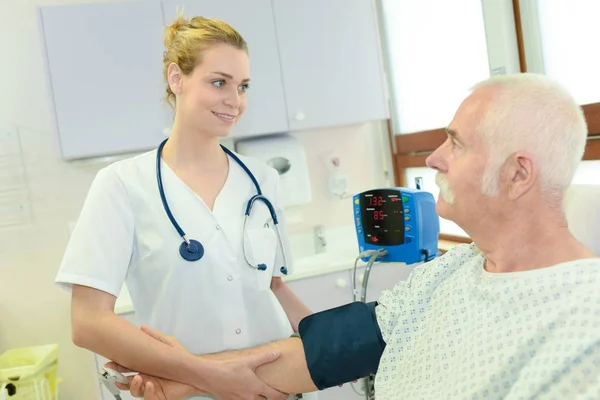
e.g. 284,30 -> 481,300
258,263 -> 268,271
280,266 -> 288,275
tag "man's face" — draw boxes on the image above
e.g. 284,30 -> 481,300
425,92 -> 496,226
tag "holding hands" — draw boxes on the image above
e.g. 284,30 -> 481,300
105,325 -> 289,400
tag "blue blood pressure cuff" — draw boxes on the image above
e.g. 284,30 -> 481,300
297,301 -> 385,390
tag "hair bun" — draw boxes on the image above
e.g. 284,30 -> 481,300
164,10 -> 188,47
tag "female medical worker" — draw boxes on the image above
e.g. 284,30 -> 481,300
55,13 -> 315,400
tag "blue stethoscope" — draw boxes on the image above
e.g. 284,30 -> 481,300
156,138 -> 288,275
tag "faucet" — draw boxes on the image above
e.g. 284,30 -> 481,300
314,225 -> 327,254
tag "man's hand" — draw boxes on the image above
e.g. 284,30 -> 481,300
105,362 -> 195,400
105,325 -> 289,400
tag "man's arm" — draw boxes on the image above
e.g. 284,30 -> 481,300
123,301 -> 386,398
270,277 -> 313,332
204,337 -> 317,394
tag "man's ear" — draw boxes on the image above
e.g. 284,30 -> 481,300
167,63 -> 183,95
506,152 -> 537,200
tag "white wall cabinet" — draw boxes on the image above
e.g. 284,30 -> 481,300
161,0 -> 289,139
39,1 -> 170,159
272,0 -> 389,131
40,0 -> 388,159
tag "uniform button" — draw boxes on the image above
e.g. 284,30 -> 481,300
227,275 -> 233,281
235,329 -> 241,334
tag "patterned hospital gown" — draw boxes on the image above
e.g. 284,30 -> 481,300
374,243 -> 600,399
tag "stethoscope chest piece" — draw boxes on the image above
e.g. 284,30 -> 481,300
179,239 -> 204,261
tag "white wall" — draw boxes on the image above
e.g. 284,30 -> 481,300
0,1 -> 391,398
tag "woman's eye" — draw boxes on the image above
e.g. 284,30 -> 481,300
212,80 -> 225,88
239,83 -> 250,93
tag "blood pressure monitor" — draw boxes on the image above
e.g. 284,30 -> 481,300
353,187 -> 440,264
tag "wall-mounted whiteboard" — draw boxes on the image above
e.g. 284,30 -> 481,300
39,1 -> 171,160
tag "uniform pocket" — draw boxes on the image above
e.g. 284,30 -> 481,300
244,226 -> 278,291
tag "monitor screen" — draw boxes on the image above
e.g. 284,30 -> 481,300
360,189 -> 405,246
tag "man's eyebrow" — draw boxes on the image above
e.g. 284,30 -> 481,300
212,71 -> 250,83
445,127 -> 463,143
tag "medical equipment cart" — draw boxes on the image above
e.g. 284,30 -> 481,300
0,344 -> 59,400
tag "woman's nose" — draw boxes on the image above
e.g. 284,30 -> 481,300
224,89 -> 241,109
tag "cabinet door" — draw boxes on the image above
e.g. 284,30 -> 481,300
286,270 -> 355,312
354,262 -> 417,303
39,1 -> 170,159
162,0 -> 289,138
272,0 -> 389,131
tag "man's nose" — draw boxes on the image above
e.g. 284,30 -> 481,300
426,145 -> 447,172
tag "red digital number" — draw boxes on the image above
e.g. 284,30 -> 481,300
369,196 -> 384,206
373,210 -> 384,220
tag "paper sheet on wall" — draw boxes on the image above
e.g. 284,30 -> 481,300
0,127 -> 32,228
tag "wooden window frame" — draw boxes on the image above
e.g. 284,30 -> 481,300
383,1 -> 600,244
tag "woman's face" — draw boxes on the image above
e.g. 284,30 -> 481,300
169,44 -> 250,138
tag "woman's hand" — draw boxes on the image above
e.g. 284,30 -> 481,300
106,325 -> 289,400
120,353 -> 290,400
200,353 -> 290,400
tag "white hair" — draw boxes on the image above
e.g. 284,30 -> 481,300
470,73 -> 587,200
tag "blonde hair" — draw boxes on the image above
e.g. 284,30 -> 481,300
162,9 -> 248,108
470,73 -> 587,200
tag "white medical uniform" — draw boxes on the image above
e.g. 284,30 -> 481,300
55,149 -> 301,399
375,243 -> 600,399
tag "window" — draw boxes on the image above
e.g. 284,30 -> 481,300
522,0 -> 600,184
380,0 -> 491,135
378,0 -> 510,239
378,0 -> 600,242
536,0 -> 600,105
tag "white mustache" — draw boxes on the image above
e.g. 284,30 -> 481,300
435,173 -> 455,204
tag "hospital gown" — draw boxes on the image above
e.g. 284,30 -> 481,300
375,243 -> 600,399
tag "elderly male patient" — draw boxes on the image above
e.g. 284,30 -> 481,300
107,73 -> 600,400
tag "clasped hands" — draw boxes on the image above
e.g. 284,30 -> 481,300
104,325 -> 289,400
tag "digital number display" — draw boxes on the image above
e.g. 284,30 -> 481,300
360,190 -> 405,245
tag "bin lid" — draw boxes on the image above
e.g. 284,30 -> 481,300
0,344 -> 59,382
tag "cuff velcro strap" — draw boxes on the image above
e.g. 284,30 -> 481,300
298,301 -> 385,390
